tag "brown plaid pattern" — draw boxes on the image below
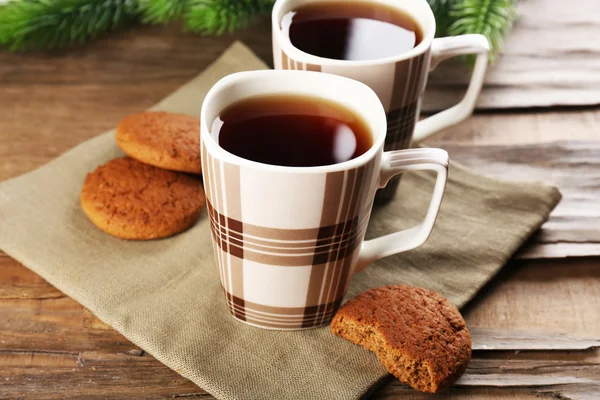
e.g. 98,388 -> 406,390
377,49 -> 431,203
385,103 -> 419,151
202,135 -> 378,329
224,292 -> 342,329
207,195 -> 369,328
208,45 -> 433,326
280,46 -> 431,205
207,200 -> 364,267
281,52 -> 322,72
374,103 -> 419,204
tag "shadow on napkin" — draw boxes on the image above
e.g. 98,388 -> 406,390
0,42 -> 561,400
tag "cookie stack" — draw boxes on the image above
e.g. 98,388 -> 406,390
80,112 -> 205,240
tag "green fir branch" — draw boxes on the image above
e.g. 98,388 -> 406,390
427,0 -> 453,37
138,0 -> 190,24
448,0 -> 517,61
0,0 -> 517,58
183,0 -> 274,35
0,0 -> 138,51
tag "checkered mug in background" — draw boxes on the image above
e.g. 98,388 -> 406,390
272,0 -> 489,204
200,70 -> 448,330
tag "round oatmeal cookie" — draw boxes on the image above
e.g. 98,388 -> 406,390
80,157 -> 205,240
116,111 -> 201,174
330,284 -> 471,393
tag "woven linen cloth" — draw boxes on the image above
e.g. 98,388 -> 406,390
0,42 -> 561,400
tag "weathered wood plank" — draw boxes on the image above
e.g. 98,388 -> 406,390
458,356 -> 600,387
1,255 -> 599,399
376,385 -> 543,399
433,141 -> 600,258
379,384 -> 600,400
518,243 -> 600,259
0,257 -> 64,300
0,259 -> 207,398
422,109 -> 600,146
380,352 -> 600,399
457,374 -> 595,387
462,257 -> 600,338
0,23 -> 271,184
422,0 -> 600,111
0,352 -> 207,399
3,352 -> 599,400
471,328 -> 600,351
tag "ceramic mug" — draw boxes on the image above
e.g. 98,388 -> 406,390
200,70 -> 448,330
272,0 -> 488,203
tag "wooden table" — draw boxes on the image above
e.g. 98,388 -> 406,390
1,22 -> 599,399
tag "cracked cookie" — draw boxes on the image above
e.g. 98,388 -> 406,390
116,111 -> 202,174
80,157 -> 205,240
330,284 -> 471,393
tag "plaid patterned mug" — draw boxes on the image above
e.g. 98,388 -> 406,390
200,70 -> 448,330
272,0 -> 489,204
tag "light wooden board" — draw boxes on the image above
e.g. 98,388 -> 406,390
422,0 -> 600,111
1,253 -> 598,399
470,328 -> 600,351
431,141 -> 600,259
423,109 -> 600,146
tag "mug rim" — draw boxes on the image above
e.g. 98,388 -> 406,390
272,0 -> 437,67
200,70 -> 387,175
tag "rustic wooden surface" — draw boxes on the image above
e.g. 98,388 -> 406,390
1,19 -> 599,400
422,0 -> 600,111
469,328 -> 600,351
427,141 -> 600,259
2,253 -> 599,399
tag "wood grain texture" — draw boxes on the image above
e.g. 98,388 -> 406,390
422,108 -> 600,146
1,254 -> 598,399
430,141 -> 600,259
470,328 -> 600,351
422,0 -> 600,111
0,22 -> 271,183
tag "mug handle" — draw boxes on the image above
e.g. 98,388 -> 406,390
356,148 -> 448,271
413,34 -> 490,142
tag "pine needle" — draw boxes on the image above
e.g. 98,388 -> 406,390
183,0 -> 274,35
0,0 -> 517,59
138,0 -> 190,24
0,0 -> 138,51
427,0 -> 453,37
448,0 -> 517,61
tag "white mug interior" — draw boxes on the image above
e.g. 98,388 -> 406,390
200,70 -> 387,173
272,0 -> 436,67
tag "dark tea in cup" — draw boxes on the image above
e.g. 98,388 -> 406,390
281,1 -> 423,61
273,0 -> 489,205
211,94 -> 373,167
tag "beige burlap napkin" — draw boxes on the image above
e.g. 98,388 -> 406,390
0,42 -> 561,400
